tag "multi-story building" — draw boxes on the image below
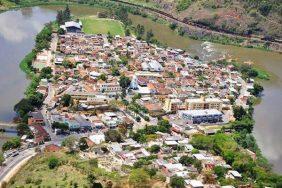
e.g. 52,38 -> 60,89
185,97 -> 223,111
95,80 -> 122,93
179,109 -> 223,124
163,98 -> 186,112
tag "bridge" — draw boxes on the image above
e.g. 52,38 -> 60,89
0,121 -> 18,129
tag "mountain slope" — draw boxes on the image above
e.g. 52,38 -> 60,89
128,0 -> 282,39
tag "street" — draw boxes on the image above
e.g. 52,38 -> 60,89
0,149 -> 36,183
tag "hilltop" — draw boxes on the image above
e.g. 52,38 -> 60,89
127,0 -> 282,39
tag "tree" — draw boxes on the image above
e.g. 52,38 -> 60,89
56,10 -> 64,25
125,28 -> 130,36
52,122 -> 69,131
16,123 -> 32,137
88,173 -> 103,188
98,73 -> 107,81
62,135 -> 78,152
179,156 -> 195,166
0,153 -> 5,166
203,171 -> 216,184
58,28 -> 65,35
78,137 -> 89,151
119,75 -> 131,89
233,105 -> 247,121
14,98 -> 34,118
105,130 -> 122,143
40,67 -> 52,79
170,175 -> 185,188
2,137 -> 21,151
28,92 -> 44,108
61,94 -> 72,107
214,166 -> 226,179
128,169 -> 150,188
194,160 -> 203,173
64,5 -> 71,21
146,29 -> 154,42
48,156 -> 59,169
169,22 -> 177,30
157,119 -> 171,133
135,24 -> 145,38
149,145 -> 161,153
111,67 -> 120,76
115,7 -> 131,26
231,117 -> 254,133
135,116 -> 141,122
250,83 -> 264,96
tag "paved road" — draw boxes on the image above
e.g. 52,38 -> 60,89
0,149 -> 35,183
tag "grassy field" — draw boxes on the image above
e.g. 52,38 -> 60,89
81,18 -> 125,36
8,151 -> 90,187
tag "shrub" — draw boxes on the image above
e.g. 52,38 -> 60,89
48,156 -> 60,169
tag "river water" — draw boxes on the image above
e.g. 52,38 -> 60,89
0,5 -> 281,172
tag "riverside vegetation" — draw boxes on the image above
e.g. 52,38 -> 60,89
1,2 -> 282,188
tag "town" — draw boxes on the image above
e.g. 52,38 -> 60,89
1,16 -> 265,188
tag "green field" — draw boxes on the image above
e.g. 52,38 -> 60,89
81,18 -> 125,36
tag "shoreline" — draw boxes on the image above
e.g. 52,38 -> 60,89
1,1 -> 281,53
1,4 -> 281,186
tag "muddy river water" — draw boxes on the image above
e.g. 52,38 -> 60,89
0,5 -> 281,172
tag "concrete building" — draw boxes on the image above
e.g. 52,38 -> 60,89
185,97 -> 223,111
179,109 -> 223,124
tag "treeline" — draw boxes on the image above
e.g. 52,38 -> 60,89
14,23 -> 53,122
56,5 -> 71,25
190,133 -> 282,187
130,119 -> 171,143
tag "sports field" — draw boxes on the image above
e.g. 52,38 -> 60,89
81,18 -> 125,36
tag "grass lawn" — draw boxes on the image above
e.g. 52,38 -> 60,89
81,18 -> 125,36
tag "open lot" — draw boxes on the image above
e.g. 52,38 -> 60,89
81,18 -> 125,36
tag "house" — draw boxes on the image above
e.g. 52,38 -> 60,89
89,133 -> 105,144
95,80 -> 122,93
227,170 -> 242,179
30,125 -> 50,145
184,180 -> 204,188
28,111 -> 44,126
45,144 -> 61,152
60,21 -> 82,33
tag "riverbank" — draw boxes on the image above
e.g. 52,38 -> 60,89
1,1 -> 281,53
0,2 -> 279,183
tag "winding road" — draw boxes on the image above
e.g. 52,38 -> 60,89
0,149 -> 36,185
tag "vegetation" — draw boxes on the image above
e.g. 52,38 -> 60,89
131,119 -> 171,143
48,156 -> 60,169
16,123 -> 32,137
128,168 -> 150,187
78,137 -> 89,151
2,137 -> 21,151
56,5 -> 71,25
176,0 -> 193,11
105,129 -> 123,143
61,135 -> 78,153
170,175 -> 185,188
51,122 -> 69,131
61,94 -> 72,107
82,18 -> 125,36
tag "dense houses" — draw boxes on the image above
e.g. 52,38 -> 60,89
23,30 -> 254,187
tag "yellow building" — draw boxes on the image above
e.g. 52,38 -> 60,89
185,97 -> 223,111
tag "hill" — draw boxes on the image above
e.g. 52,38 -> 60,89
126,0 -> 282,39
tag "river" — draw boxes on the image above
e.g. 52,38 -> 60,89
0,5 -> 281,172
